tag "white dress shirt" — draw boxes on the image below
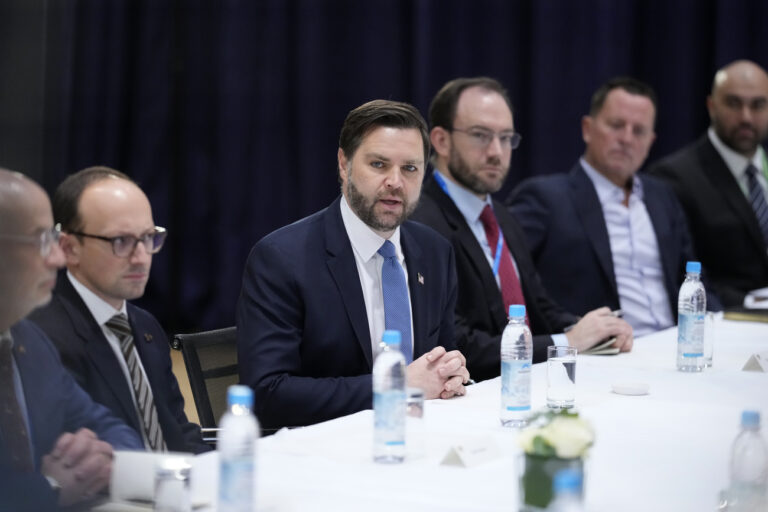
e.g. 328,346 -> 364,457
581,159 -> 674,337
339,196 -> 415,357
708,127 -> 768,198
67,271 -> 152,447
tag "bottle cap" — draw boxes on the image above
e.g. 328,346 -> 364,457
382,330 -> 402,346
508,304 -> 526,318
553,468 -> 582,493
742,410 -> 760,428
227,385 -> 254,408
685,261 -> 701,273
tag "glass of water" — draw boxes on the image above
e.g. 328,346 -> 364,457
406,387 -> 425,459
154,457 -> 192,512
547,346 -> 577,409
704,311 -> 722,368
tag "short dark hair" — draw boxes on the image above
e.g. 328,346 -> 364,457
53,166 -> 133,232
338,99 -> 430,164
429,77 -> 513,130
589,76 -> 658,116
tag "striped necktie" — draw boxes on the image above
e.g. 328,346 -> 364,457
0,333 -> 34,471
105,314 -> 166,451
378,240 -> 413,364
746,164 -> 768,247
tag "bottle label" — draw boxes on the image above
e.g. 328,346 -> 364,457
219,456 -> 255,506
374,390 -> 406,445
501,360 -> 531,411
678,312 -> 704,357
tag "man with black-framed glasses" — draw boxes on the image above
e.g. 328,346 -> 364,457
411,77 -> 634,382
30,166 -> 209,455
0,168 -> 143,510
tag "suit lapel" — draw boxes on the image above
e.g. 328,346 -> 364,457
642,178 -> 679,306
57,277 -> 142,432
424,179 -> 506,332
400,225 -> 428,358
569,165 -> 618,293
324,198 -> 374,368
698,137 -> 767,254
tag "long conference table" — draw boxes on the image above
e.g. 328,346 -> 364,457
105,320 -> 768,511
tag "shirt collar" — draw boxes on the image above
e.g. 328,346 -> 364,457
433,169 -> 493,224
339,195 -> 404,263
580,157 -> 644,204
67,270 -> 128,326
708,127 -> 765,178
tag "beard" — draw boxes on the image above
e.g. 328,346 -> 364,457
447,145 -> 508,196
345,173 -> 417,233
712,115 -> 766,156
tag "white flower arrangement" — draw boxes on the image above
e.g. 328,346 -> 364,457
518,410 -> 594,459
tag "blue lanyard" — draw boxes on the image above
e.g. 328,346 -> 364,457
433,172 -> 504,279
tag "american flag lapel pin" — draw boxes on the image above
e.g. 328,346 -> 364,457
144,333 -> 153,343
417,272 -> 424,285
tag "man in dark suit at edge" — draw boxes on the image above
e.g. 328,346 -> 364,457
411,77 -> 633,382
0,168 -> 143,510
30,167 -> 208,454
649,60 -> 768,307
237,100 -> 470,431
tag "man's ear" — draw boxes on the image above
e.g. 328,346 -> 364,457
59,232 -> 80,266
337,147 -> 349,184
430,127 -> 451,159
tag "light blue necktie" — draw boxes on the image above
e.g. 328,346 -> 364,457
378,240 -> 413,363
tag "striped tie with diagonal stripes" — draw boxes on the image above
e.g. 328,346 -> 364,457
746,164 -> 768,247
105,314 -> 166,451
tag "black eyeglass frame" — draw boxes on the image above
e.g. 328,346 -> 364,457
449,127 -> 522,150
67,226 -> 167,257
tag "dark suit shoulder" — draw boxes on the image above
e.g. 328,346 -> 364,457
648,135 -> 711,179
401,218 -> 451,249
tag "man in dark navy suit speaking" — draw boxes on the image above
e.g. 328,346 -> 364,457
237,100 -> 470,431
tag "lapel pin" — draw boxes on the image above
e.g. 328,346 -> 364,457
417,272 -> 424,285
144,333 -> 153,343
17,345 -> 26,354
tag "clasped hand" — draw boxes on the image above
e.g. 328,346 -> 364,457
406,346 -> 470,399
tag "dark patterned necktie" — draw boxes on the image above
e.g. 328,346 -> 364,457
105,314 -> 166,451
745,164 -> 768,247
479,205 -> 528,324
0,333 -> 34,471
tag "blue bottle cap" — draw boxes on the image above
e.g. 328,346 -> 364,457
686,261 -> 701,273
227,385 -> 254,408
553,468 -> 582,493
742,410 -> 760,428
382,330 -> 401,346
508,304 -> 526,318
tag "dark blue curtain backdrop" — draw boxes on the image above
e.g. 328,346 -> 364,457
40,0 -> 768,332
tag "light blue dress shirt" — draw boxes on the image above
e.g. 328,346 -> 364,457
580,159 -> 674,337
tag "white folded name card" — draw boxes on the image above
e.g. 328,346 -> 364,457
440,437 -> 500,468
743,352 -> 768,372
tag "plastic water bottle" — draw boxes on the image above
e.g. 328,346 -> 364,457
550,469 -> 585,512
218,385 -> 259,512
676,261 -> 706,372
373,329 -> 406,463
727,410 -> 768,510
500,304 -> 532,427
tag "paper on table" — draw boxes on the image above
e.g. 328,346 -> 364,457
110,450 -> 218,508
744,287 -> 768,309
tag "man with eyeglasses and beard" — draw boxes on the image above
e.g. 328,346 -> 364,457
411,77 -> 634,382
30,166 -> 209,454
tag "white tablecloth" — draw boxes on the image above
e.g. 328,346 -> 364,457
100,320 -> 768,511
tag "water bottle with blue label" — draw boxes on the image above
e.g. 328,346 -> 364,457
500,304 -> 532,427
218,385 -> 259,512
677,261 -> 706,372
373,329 -> 406,463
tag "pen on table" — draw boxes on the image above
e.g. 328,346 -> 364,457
612,309 -> 623,318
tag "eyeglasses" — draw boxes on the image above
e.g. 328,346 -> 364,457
450,127 -> 522,150
69,226 -> 167,258
0,224 -> 61,258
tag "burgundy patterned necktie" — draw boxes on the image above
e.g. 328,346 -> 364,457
0,333 -> 34,471
479,205 -> 528,324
